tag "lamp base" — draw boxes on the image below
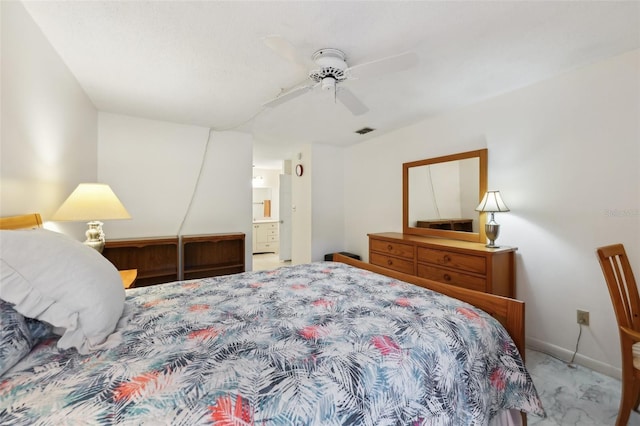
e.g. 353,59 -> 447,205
84,221 -> 105,252
485,220 -> 501,249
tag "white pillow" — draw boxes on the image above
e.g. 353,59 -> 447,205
0,228 -> 125,354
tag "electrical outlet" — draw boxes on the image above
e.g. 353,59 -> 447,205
577,310 -> 590,326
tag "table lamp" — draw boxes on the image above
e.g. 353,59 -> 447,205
52,183 -> 131,252
475,190 -> 510,248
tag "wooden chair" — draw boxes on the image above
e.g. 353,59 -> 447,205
597,244 -> 640,425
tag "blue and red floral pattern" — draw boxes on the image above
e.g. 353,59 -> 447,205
0,262 -> 544,424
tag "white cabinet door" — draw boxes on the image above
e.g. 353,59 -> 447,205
253,222 -> 279,254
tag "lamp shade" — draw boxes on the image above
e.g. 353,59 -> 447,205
475,190 -> 510,213
52,183 -> 131,221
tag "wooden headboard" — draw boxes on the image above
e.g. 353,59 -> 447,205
0,213 -> 43,230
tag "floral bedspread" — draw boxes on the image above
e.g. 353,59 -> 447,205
0,262 -> 544,425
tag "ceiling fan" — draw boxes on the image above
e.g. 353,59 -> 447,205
263,36 -> 419,116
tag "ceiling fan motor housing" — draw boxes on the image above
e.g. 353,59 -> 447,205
309,48 -> 348,83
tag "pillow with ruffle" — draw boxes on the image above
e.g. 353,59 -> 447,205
0,228 -> 125,354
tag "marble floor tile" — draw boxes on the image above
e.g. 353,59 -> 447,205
252,252 -> 290,271
526,349 -> 640,425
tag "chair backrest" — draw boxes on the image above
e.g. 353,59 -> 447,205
597,244 -> 640,332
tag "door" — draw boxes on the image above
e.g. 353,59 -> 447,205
279,174 -> 292,261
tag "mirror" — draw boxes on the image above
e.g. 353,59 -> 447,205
403,149 -> 487,242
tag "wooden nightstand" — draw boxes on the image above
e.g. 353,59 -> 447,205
181,233 -> 245,280
103,237 -> 179,287
118,269 -> 138,289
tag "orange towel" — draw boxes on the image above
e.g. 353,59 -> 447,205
263,200 -> 271,217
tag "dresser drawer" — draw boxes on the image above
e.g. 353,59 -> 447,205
370,239 -> 415,260
417,264 -> 486,292
370,252 -> 415,275
417,247 -> 486,274
256,242 -> 277,251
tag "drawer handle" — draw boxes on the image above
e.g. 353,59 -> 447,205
387,259 -> 393,266
387,244 -> 393,251
443,255 -> 451,263
443,274 -> 451,282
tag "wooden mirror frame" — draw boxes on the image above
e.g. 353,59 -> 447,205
403,149 -> 488,243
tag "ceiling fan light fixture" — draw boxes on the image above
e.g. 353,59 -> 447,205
321,77 -> 336,92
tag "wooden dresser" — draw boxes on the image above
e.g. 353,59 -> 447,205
369,232 -> 517,298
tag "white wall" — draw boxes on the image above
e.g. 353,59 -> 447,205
1,0 -> 98,240
290,143 -> 346,264
98,113 -> 253,269
97,113 -> 208,237
291,145 -> 312,264
344,49 -> 640,378
179,130 -> 253,244
311,144 -> 345,261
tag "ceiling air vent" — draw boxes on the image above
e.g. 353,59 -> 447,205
355,127 -> 375,135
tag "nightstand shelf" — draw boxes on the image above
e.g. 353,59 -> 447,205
182,233 -> 245,280
103,237 -> 179,287
103,234 -> 245,286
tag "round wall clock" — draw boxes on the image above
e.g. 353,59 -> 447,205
295,164 -> 304,177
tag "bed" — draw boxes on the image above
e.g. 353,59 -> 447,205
0,213 -> 544,425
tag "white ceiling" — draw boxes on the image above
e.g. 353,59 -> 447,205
22,1 -> 640,169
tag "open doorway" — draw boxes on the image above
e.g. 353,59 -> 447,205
251,165 -> 291,271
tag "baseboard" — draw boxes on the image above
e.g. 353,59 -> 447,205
526,336 -> 621,380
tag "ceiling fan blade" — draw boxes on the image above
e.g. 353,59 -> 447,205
263,84 -> 314,108
263,35 -> 310,70
336,87 -> 369,116
347,51 -> 418,80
